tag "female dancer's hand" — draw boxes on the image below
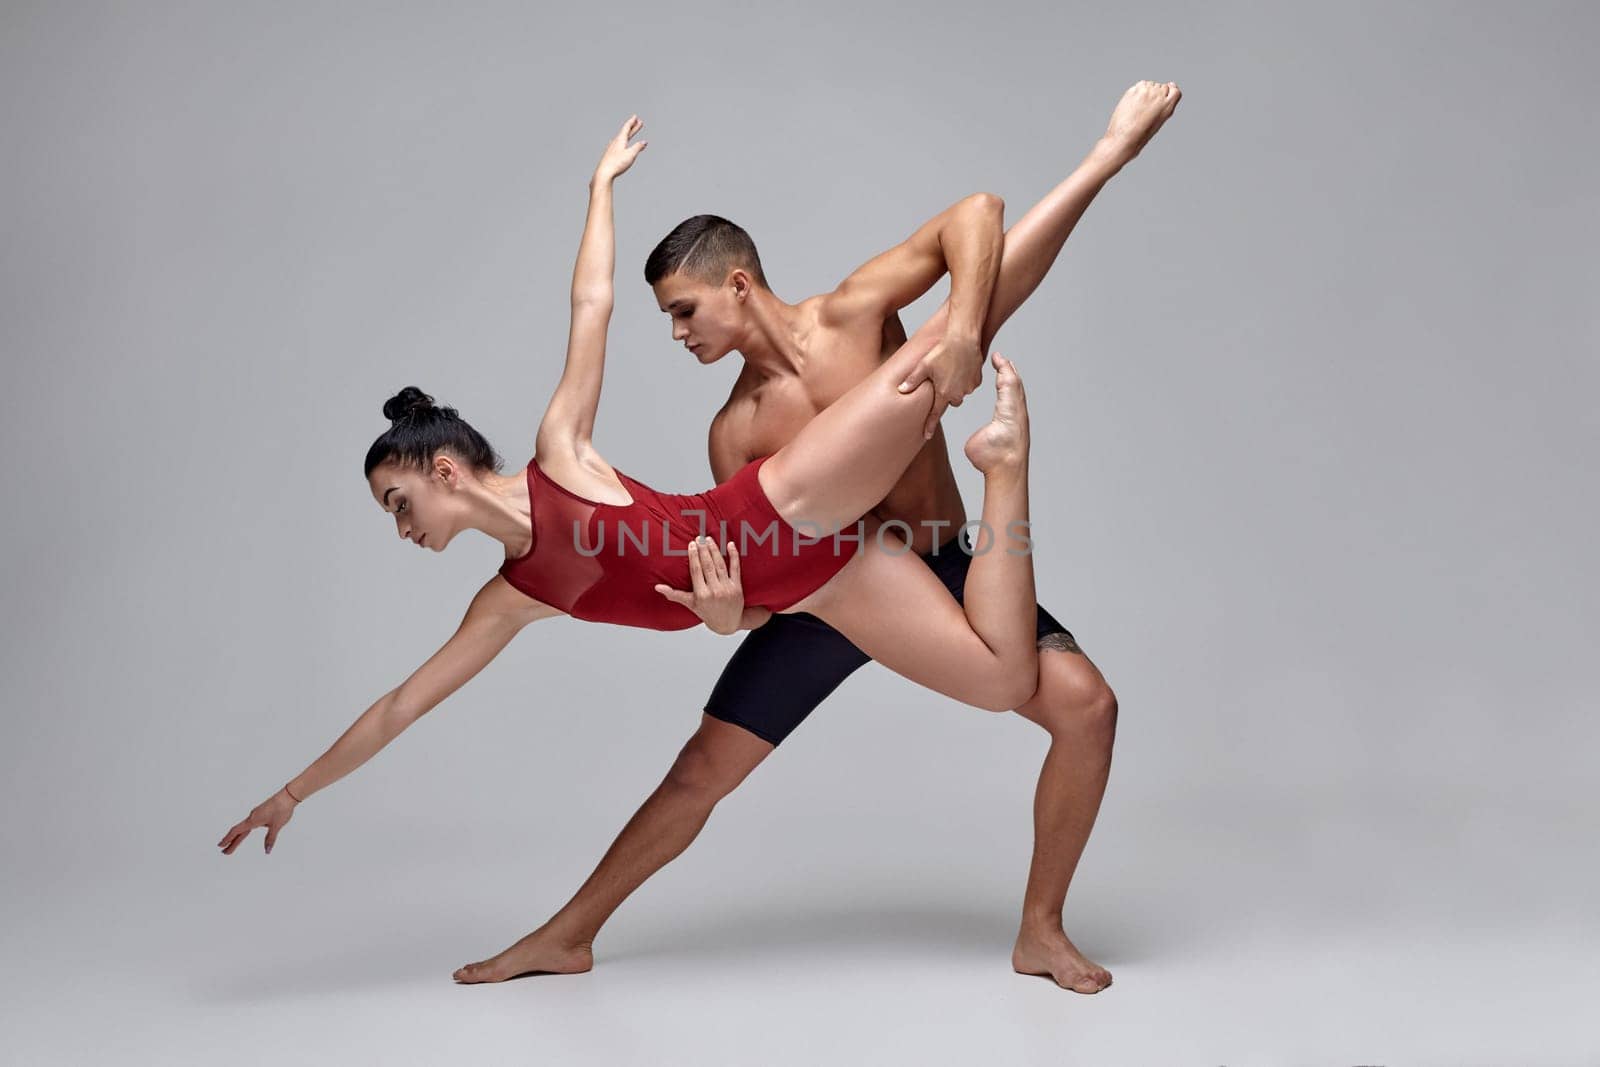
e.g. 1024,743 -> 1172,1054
591,115 -> 646,187
655,536 -> 768,634
217,786 -> 298,856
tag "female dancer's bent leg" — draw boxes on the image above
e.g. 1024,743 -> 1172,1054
775,353 -> 1037,711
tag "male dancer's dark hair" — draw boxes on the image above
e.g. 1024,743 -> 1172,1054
644,214 -> 769,288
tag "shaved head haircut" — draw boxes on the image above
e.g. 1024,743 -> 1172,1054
644,214 -> 769,288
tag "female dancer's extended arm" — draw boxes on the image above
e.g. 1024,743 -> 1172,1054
536,116 -> 646,463
218,580 -> 557,855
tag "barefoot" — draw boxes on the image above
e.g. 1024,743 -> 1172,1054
1101,80 -> 1181,164
1012,926 -> 1113,994
963,352 -> 1029,473
452,925 -> 594,984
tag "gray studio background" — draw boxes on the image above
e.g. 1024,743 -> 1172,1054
3,2 -> 1596,1064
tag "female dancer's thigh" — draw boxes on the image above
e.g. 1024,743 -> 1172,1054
757,330 -> 944,534
785,533 -> 1038,714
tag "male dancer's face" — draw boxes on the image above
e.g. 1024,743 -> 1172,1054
650,269 -> 751,365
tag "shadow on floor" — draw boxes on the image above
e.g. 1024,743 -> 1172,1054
197,893 -> 1182,1002
604,896 -> 1175,968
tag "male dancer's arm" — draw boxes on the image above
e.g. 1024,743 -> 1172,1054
826,192 -> 1005,438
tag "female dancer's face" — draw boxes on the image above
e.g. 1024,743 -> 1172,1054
368,461 -> 460,553
651,270 -> 747,364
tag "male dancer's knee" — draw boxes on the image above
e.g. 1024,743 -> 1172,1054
662,728 -> 767,805
1016,656 -> 1118,744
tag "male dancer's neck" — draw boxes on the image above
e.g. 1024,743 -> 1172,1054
731,287 -> 807,378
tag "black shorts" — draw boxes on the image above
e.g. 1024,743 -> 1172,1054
703,529 -> 1076,746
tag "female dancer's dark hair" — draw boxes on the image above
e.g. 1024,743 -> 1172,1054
363,386 -> 502,479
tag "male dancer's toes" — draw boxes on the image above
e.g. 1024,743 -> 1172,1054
963,352 -> 1029,473
1102,80 -> 1182,163
452,925 -> 594,983
1012,926 -> 1114,994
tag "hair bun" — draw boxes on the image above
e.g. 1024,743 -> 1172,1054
382,386 -> 436,423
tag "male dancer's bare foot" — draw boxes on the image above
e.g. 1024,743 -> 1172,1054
1012,925 -> 1114,994
1100,80 -> 1182,164
963,352 -> 1029,473
452,924 -> 594,983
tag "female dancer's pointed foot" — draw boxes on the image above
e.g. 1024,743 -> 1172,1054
1012,925 -> 1113,994
452,926 -> 594,983
963,352 -> 1029,474
1101,79 -> 1182,164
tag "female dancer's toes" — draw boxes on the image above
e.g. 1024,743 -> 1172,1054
963,353 -> 1030,473
1103,79 -> 1181,162
452,926 -> 594,984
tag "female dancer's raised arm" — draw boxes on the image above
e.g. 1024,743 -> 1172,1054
218,124 -> 649,857
536,116 -> 646,465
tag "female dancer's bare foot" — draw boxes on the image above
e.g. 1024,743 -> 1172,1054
963,352 -> 1029,473
1012,925 -> 1114,994
1100,79 -> 1182,164
452,925 -> 594,983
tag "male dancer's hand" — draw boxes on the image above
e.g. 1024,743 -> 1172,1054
218,786 -> 298,855
655,536 -> 770,634
898,333 -> 986,439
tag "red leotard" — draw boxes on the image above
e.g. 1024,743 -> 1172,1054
497,454 -> 860,631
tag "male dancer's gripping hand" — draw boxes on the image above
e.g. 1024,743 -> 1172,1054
896,332 -> 986,437
655,536 -> 771,634
828,191 -> 1006,439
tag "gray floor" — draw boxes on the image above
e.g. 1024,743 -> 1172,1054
9,777 -> 1595,1066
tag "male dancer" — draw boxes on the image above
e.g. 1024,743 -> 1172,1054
455,81 -> 1180,993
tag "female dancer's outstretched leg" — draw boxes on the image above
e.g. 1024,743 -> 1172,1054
771,351 -> 1038,711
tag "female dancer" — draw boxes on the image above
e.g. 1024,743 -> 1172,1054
219,117 -> 1038,867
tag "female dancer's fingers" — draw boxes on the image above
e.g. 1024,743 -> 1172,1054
264,822 -> 281,855
727,543 -> 741,587
220,823 -> 250,854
